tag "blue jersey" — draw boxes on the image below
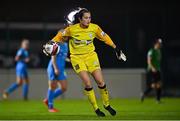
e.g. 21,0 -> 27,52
47,43 -> 68,81
16,48 -> 29,78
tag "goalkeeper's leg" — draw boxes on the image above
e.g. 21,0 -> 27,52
79,71 -> 105,117
92,69 -> 116,116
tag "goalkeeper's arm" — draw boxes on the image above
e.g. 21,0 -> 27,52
43,28 -> 70,56
51,27 -> 70,43
96,26 -> 126,61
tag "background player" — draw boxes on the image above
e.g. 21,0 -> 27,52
141,38 -> 162,103
43,8 -> 126,116
3,39 -> 30,100
43,42 -> 69,112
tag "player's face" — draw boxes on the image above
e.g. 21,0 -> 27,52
22,40 -> 29,50
79,12 -> 91,27
155,42 -> 161,49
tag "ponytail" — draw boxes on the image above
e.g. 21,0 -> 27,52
66,8 -> 90,24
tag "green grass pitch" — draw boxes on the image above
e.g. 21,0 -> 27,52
0,98 -> 180,120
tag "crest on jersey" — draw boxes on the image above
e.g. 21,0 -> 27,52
89,33 -> 93,39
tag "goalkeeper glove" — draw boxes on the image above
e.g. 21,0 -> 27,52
114,47 -> 127,61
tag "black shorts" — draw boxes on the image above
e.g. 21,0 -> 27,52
147,70 -> 161,84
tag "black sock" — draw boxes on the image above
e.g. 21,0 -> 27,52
156,88 -> 162,101
84,87 -> 93,91
98,84 -> 106,89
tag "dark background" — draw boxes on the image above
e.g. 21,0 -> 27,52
0,0 -> 180,92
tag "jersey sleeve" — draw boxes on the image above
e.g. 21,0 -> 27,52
52,27 -> 71,43
16,49 -> 23,56
147,49 -> 153,57
95,25 -> 115,47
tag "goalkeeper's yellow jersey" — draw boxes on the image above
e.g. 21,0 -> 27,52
52,23 -> 115,54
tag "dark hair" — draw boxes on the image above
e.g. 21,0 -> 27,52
74,8 -> 90,24
153,38 -> 162,45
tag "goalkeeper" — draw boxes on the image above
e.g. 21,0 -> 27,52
43,8 -> 126,117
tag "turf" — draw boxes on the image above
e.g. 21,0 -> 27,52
0,98 -> 180,120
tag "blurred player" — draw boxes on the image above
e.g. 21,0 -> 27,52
43,8 -> 126,116
3,39 -> 30,100
141,38 -> 162,103
43,42 -> 69,112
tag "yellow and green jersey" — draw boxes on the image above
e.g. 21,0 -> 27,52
147,48 -> 161,71
52,23 -> 115,54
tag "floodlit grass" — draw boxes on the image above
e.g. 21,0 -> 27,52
0,98 -> 180,120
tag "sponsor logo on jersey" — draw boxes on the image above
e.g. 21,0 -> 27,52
73,39 -> 81,45
73,39 -> 93,45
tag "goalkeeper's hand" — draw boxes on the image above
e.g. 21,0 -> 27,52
114,47 -> 127,61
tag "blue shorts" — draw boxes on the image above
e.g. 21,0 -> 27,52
16,65 -> 28,79
47,66 -> 67,81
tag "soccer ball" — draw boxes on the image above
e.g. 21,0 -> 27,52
43,42 -> 60,56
